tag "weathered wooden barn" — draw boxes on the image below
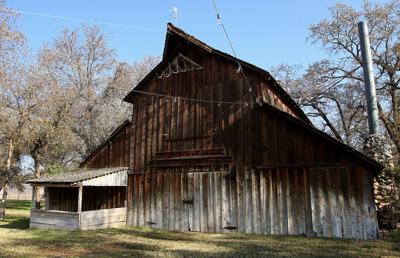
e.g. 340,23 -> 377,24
63,23 -> 382,239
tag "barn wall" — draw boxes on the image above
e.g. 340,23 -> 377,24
82,124 -> 131,169
128,45 -> 302,173
126,35 -> 378,239
127,165 -> 377,239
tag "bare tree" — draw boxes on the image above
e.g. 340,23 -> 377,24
38,25 -> 121,158
273,1 -> 400,155
0,0 -> 25,220
273,63 -> 368,148
39,25 -> 160,159
307,1 -> 400,155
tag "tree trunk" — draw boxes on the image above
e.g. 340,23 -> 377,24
33,156 -> 41,209
0,139 -> 14,220
0,185 -> 8,220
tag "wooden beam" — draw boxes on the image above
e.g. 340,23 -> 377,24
255,163 -> 361,170
31,186 -> 36,209
77,185 -> 83,213
45,187 -> 50,211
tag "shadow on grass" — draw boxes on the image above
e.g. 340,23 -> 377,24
1,225 -> 400,257
0,216 -> 30,229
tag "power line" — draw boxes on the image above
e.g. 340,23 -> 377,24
131,89 -> 252,106
210,0 -> 259,104
9,9 -> 162,32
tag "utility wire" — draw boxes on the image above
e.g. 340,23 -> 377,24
9,9 -> 162,32
131,89 -> 252,106
210,0 -> 259,104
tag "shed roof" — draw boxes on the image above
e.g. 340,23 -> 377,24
259,102 -> 383,172
27,167 -> 129,185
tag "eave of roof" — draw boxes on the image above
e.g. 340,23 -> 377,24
259,101 -> 383,174
79,120 -> 132,167
123,23 -> 311,124
27,167 -> 130,185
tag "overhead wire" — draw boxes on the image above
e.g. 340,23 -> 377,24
9,5 -> 262,106
130,89 -> 251,106
8,9 -> 162,32
210,0 -> 260,105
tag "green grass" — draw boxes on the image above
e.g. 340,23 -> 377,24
1,200 -> 400,257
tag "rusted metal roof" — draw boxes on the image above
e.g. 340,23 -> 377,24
27,167 -> 130,185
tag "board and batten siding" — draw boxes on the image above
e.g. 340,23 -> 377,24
127,166 -> 377,239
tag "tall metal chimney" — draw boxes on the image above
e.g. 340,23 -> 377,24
358,21 -> 379,135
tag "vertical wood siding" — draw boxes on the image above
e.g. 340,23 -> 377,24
127,166 -> 377,239
82,123 -> 131,169
122,35 -> 379,239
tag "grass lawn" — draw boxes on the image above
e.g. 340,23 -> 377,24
1,200 -> 400,257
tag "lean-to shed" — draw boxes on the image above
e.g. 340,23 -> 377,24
28,167 -> 129,230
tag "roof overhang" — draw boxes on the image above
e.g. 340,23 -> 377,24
27,167 -> 130,187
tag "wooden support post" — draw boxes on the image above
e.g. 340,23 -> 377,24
45,187 -> 50,210
77,185 -> 83,213
31,186 -> 36,209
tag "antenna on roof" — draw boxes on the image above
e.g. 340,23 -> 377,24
169,6 -> 181,24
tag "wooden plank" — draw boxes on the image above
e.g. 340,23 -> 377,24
77,185 -> 82,213
303,169 -> 313,236
216,171 -> 222,233
309,169 -> 322,237
320,170 -> 332,237
360,167 -> 378,239
162,173 -> 169,230
280,169 -> 288,235
245,171 -> 252,233
286,169 -> 294,235
270,170 -> 278,235
155,174 -> 162,229
252,171 -> 261,234
340,168 -> 352,238
259,171 -> 266,234
201,172 -> 208,232
264,170 -> 271,234
175,169 -> 182,231
169,173 -> 175,231
187,173 -> 194,231
353,167 -> 365,239
193,173 -> 200,231
209,172 -> 216,232
181,172 -> 188,231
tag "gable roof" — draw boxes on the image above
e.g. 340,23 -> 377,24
27,167 -> 129,185
79,120 -> 131,167
123,23 -> 311,124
